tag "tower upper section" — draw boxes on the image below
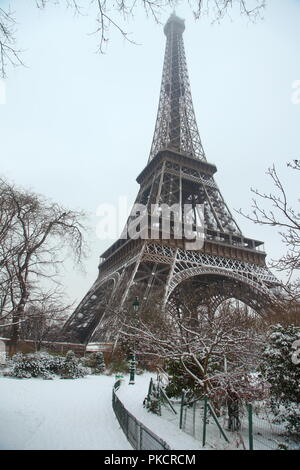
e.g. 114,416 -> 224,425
149,13 -> 206,162
164,13 -> 185,36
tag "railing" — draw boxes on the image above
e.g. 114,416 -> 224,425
112,379 -> 170,450
157,382 -> 299,450
147,374 -> 300,451
179,393 -> 229,448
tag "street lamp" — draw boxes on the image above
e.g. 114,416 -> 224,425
132,296 -> 140,313
129,296 -> 140,385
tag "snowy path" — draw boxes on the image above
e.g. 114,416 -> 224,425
117,373 -> 202,450
0,375 -> 132,450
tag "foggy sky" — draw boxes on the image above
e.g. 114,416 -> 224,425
1,0 -> 299,306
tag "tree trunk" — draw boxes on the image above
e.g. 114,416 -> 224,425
8,305 -> 24,356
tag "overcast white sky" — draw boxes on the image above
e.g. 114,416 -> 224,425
0,0 -> 299,306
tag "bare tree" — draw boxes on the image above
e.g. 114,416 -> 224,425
238,160 -> 300,299
0,0 -> 266,77
0,5 -> 24,77
19,295 -> 72,351
121,283 -> 266,406
0,177 -> 87,354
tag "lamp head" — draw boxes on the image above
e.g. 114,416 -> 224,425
132,296 -> 140,312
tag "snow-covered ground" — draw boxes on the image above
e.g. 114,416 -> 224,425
2,371 -> 298,451
0,375 -> 131,450
116,373 -> 202,450
0,371 -> 203,450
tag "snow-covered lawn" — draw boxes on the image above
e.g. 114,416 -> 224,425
0,375 -> 131,450
0,371 -> 203,450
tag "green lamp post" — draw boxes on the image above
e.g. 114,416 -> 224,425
129,296 -> 139,385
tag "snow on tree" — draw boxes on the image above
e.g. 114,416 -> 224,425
121,283 -> 266,411
60,350 -> 89,379
259,323 -> 300,436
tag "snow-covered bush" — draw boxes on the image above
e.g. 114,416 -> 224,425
81,352 -> 106,374
5,352 -> 65,379
143,381 -> 161,415
4,351 -> 89,380
144,395 -> 161,415
60,350 -> 89,379
259,324 -> 300,436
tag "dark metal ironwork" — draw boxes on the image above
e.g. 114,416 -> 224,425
62,14 -> 280,345
129,296 -> 139,385
112,380 -> 170,450
128,351 -> 136,385
149,14 -> 206,162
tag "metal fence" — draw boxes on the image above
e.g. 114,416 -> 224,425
179,393 -> 231,449
239,403 -> 299,450
172,395 -> 299,450
149,378 -> 299,450
112,379 -> 170,450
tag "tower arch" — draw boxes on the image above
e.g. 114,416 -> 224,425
166,270 -> 272,318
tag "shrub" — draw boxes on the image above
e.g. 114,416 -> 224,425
259,324 -> 300,437
4,350 -> 89,380
143,381 -> 161,415
5,352 -> 64,379
81,352 -> 106,374
59,350 -> 89,379
106,357 -> 130,375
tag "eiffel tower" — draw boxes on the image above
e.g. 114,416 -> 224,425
63,13 -> 279,344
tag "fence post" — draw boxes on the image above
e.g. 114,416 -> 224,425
247,403 -> 254,450
193,401 -> 196,437
126,408 -> 129,440
147,378 -> 153,401
136,421 -> 140,450
202,395 -> 208,447
179,390 -> 185,429
139,423 -> 143,450
207,402 -> 229,443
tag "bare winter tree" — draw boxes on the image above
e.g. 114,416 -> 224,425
0,5 -> 24,77
0,0 -> 266,77
121,282 -> 267,407
238,160 -> 300,300
0,177 -> 87,354
19,295 -> 72,351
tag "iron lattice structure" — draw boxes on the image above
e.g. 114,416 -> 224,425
62,14 -> 279,344
149,15 -> 206,162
